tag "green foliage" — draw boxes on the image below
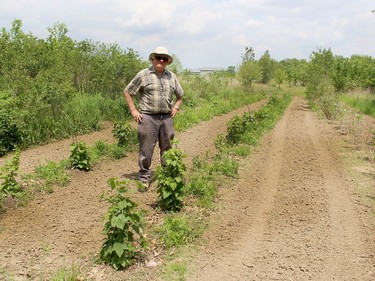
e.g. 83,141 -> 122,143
112,121 -> 137,147
0,19 -> 146,148
305,48 -> 336,104
156,214 -> 198,249
100,178 -> 147,270
0,93 -> 23,155
0,150 -> 21,207
241,46 -> 256,63
185,155 -> 217,209
341,94 -> 375,117
279,58 -> 308,86
258,50 -> 277,84
108,145 -> 127,160
63,94 -> 104,134
237,60 -> 262,86
185,152 -> 239,209
274,68 -> 286,87
211,154 -> 239,178
348,55 -> 375,91
175,75 -> 264,132
315,81 -> 342,120
92,140 -> 110,157
50,265 -> 81,281
226,112 -> 258,145
87,139 -> 128,164
69,141 -> 91,171
34,161 -> 70,187
155,144 -> 187,212
0,112 -> 22,156
186,174 -> 217,209
226,93 -> 291,145
161,261 -> 188,281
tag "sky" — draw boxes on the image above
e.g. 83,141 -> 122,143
1,0 -> 374,70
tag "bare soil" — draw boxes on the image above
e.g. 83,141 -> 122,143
0,97 -> 374,281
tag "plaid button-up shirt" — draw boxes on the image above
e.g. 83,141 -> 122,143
125,66 -> 184,114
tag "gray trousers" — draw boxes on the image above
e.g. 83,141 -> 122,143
138,113 -> 175,183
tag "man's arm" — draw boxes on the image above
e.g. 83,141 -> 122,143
124,90 -> 142,123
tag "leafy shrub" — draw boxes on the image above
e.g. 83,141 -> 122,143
155,145 -> 187,212
100,178 -> 147,270
226,112 -> 258,145
69,141 -> 91,171
112,121 -> 137,147
0,110 -> 22,156
0,149 -> 21,208
226,93 -> 291,145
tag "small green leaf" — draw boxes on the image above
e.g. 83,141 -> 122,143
163,189 -> 171,199
170,182 -> 177,190
113,242 -> 125,257
111,216 -> 125,229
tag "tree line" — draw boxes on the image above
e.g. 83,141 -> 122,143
238,46 -> 375,91
1,19 -> 374,155
237,46 -> 374,119
0,20 -> 147,155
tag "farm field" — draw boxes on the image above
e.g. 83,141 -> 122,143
0,96 -> 374,280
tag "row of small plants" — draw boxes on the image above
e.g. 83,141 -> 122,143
0,89 -> 291,278
98,90 -> 292,274
0,79 -> 268,210
0,121 -> 137,211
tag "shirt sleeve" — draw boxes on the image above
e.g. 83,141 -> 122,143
173,74 -> 184,98
125,71 -> 143,96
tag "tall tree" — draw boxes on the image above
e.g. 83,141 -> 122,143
258,50 -> 276,84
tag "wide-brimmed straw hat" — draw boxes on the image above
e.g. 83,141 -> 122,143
149,46 -> 173,65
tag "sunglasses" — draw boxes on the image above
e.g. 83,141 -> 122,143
154,55 -> 169,62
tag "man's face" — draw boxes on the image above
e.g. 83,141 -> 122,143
152,55 -> 169,72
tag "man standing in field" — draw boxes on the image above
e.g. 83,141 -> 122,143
124,46 -> 184,191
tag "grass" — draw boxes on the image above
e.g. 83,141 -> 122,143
156,213 -> 204,249
341,89 -> 375,117
174,78 -> 266,132
49,265 -> 84,281
34,161 -> 70,187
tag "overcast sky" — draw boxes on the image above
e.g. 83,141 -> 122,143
1,0 -> 374,69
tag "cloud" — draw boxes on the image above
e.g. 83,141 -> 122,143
0,0 -> 374,69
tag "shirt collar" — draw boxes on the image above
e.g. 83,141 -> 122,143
149,66 -> 170,77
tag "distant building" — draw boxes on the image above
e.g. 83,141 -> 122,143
189,67 -> 227,76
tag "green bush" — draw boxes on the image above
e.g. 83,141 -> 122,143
0,93 -> 23,155
0,150 -> 21,209
0,113 -> 22,156
112,121 -> 137,147
155,145 -> 187,212
100,178 -> 147,270
69,141 -> 91,171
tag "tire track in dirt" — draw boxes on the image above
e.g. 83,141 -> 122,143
186,97 -> 375,281
306,110 -> 372,280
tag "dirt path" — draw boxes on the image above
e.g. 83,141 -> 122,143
186,97 -> 375,280
0,97 -> 374,281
